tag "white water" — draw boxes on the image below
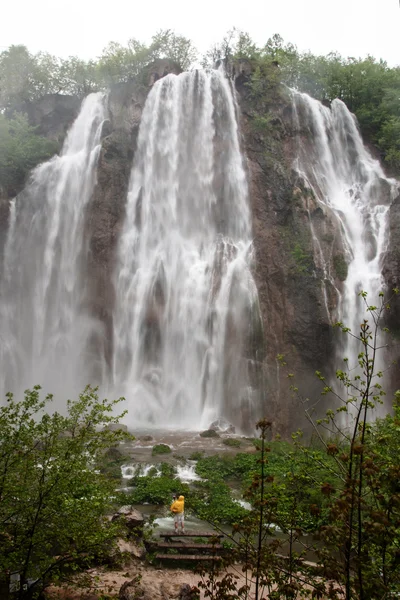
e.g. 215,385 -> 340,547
112,70 -> 260,430
0,93 -> 106,402
292,91 -> 398,381
121,462 -> 201,482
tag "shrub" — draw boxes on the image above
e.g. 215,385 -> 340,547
222,438 -> 241,448
152,443 -> 171,455
200,429 -> 219,438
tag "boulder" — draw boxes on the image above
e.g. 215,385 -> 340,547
112,506 -> 145,530
199,429 -> 219,438
117,538 -> 147,559
209,418 -> 236,434
160,582 -> 184,599
104,423 -> 129,433
119,578 -> 153,600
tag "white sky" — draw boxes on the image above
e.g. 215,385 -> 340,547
1,0 -> 399,66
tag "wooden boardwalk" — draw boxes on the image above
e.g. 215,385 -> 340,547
155,531 -> 224,562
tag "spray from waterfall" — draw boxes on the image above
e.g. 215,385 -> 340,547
292,90 -> 398,405
112,70 -> 262,430
0,93 -> 107,403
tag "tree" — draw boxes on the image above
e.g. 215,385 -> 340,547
0,385 -> 129,599
286,290 -> 400,599
58,57 -> 100,97
0,46 -> 61,110
151,29 -> 198,71
0,113 -> 58,196
196,291 -> 400,599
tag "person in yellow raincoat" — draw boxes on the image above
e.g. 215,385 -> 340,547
170,494 -> 185,534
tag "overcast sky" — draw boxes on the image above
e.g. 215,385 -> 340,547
1,0 -> 399,65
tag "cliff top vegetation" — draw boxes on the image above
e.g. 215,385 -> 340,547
0,28 -> 399,196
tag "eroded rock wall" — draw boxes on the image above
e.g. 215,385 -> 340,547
235,82 -> 341,433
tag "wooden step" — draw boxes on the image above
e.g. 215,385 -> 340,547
159,531 -> 223,538
156,543 -> 223,550
155,553 -> 222,561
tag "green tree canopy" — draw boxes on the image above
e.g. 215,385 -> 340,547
0,113 -> 58,196
0,385 -> 129,598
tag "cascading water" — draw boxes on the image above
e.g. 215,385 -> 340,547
113,70 -> 261,431
292,91 -> 398,388
0,93 -> 107,403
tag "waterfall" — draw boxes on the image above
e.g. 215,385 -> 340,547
112,70 -> 261,430
0,93 -> 107,403
292,91 -> 398,385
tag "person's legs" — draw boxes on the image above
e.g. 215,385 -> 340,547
180,513 -> 185,534
174,514 -> 178,532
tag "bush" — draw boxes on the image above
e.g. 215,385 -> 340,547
222,438 -> 241,448
152,443 -> 171,455
188,451 -> 205,460
127,476 -> 189,505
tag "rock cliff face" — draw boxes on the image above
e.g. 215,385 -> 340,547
85,82 -> 147,369
2,68 -> 399,434
383,194 -> 400,391
235,81 -> 340,433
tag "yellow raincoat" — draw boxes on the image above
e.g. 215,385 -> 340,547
170,495 -> 185,514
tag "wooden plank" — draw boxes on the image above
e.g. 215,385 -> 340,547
159,531 -> 223,538
155,554 -> 222,561
156,543 -> 222,549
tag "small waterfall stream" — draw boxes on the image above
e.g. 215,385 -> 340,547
292,91 -> 398,380
112,70 -> 261,430
0,93 -> 106,402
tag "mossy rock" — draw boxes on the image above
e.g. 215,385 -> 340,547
199,429 -> 220,438
151,443 -> 172,456
222,438 -> 241,448
333,253 -> 348,281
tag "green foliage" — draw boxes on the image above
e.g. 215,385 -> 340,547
151,443 -> 172,455
0,45 -> 62,108
0,113 -> 58,195
0,33 -> 197,110
0,385 -> 129,596
126,474 -> 189,505
200,429 -> 219,438
188,451 -> 205,461
198,293 -> 400,599
98,446 -> 127,481
190,479 -> 247,525
291,242 -> 314,274
333,253 -> 348,281
222,438 -> 241,448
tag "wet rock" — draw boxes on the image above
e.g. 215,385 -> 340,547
104,423 -> 129,433
119,578 -> 153,600
9,93 -> 81,143
139,435 -> 153,442
117,538 -> 147,559
178,584 -> 199,600
199,429 -> 219,438
161,582 -> 187,599
112,506 -> 145,530
209,418 -> 236,433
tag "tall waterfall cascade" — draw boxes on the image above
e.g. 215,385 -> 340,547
0,93 -> 107,403
292,91 -> 399,381
112,70 -> 262,430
